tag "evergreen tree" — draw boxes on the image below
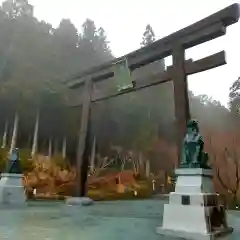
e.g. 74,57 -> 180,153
139,24 -> 165,73
0,0 -> 233,163
54,19 -> 78,49
78,19 -> 113,69
0,1 -> 115,157
2,0 -> 33,18
96,27 -> 112,59
141,24 -> 155,47
81,18 -> 96,41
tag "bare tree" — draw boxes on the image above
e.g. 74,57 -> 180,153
90,155 -> 114,176
89,144 -> 149,178
31,110 -> 39,157
9,111 -> 19,154
48,137 -> 52,158
62,136 -> 67,159
1,119 -> 8,149
210,137 -> 240,204
89,136 -> 96,174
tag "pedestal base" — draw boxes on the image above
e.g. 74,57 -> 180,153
157,226 -> 233,240
157,169 -> 233,239
65,197 -> 93,206
0,173 -> 26,206
158,203 -> 232,239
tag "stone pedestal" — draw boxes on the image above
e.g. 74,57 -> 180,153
65,197 -> 93,206
157,168 -> 233,240
0,173 -> 26,205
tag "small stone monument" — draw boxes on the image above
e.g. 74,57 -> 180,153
66,196 -> 93,206
0,148 -> 26,205
157,119 -> 233,240
152,179 -> 156,192
116,175 -> 125,193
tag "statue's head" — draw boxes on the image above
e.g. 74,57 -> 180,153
187,119 -> 199,134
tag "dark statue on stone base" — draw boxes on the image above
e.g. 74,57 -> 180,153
180,119 -> 210,169
0,148 -> 26,205
157,118 -> 233,239
6,148 -> 22,174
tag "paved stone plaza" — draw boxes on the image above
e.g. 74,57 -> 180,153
0,199 -> 239,240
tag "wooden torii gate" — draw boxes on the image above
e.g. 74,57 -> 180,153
66,4 -> 240,197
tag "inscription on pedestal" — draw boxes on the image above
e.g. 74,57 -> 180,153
182,195 -> 190,205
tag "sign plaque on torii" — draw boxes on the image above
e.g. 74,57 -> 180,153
65,4 -> 240,197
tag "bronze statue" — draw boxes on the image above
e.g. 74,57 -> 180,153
7,148 -> 22,174
180,119 -> 210,169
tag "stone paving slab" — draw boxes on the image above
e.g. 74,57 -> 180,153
0,200 -> 239,239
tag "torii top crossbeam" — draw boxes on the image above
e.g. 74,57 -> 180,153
66,3 -> 239,89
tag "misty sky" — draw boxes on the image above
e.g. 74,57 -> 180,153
4,0 -> 240,106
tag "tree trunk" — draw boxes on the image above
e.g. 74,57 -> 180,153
62,136 -> 67,159
1,119 -> 8,149
27,135 -> 32,149
145,159 -> 150,178
48,137 -> 52,158
90,136 -> 96,174
139,152 -> 144,175
9,111 -> 19,154
54,139 -> 58,156
31,110 -> 39,157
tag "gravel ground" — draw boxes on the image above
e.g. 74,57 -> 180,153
0,199 -> 239,240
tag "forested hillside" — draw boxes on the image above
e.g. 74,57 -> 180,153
0,0 -> 236,164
